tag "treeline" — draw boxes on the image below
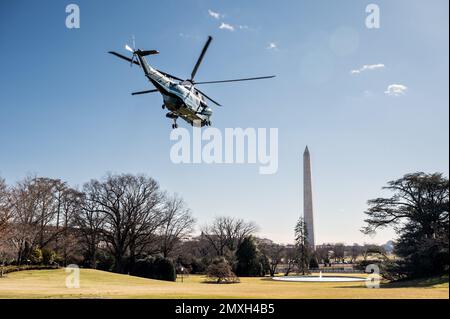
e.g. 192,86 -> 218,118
0,174 -> 266,281
0,174 -> 195,275
2,172 -> 447,282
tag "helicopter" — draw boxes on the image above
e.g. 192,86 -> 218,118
108,36 -> 275,129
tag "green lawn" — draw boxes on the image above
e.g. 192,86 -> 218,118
0,269 -> 448,299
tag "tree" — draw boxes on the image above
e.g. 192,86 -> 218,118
315,245 -> 331,265
235,236 -> 263,277
309,255 -> 319,269
83,174 -> 165,273
294,217 -> 310,275
350,243 -> 362,263
74,191 -> 105,268
54,185 -> 83,266
8,177 -> 55,264
259,242 -> 284,276
201,217 -> 258,257
6,177 -> 82,265
0,177 -> 11,234
362,172 -> 449,279
283,246 -> 297,276
159,194 -> 195,258
332,243 -> 345,263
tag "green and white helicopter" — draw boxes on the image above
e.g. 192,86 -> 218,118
109,36 -> 275,129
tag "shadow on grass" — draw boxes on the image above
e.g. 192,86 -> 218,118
381,276 -> 449,289
202,281 -> 240,285
260,277 -> 277,282
337,275 -> 449,289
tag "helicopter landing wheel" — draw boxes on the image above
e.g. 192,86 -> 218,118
162,104 -> 165,109
171,120 -> 178,129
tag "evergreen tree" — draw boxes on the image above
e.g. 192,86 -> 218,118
235,236 -> 263,277
295,217 -> 311,275
363,172 -> 449,279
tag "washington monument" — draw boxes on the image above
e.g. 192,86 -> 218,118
303,146 -> 315,249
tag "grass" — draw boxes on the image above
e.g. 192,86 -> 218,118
0,269 -> 448,299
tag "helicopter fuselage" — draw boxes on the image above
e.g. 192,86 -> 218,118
137,55 -> 212,127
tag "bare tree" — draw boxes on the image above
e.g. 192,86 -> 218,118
0,177 -> 11,234
350,243 -> 362,263
83,174 -> 165,273
74,191 -> 105,268
8,176 -> 60,264
159,194 -> 195,258
283,246 -> 297,276
201,216 -> 258,256
259,242 -> 284,276
332,243 -> 345,263
57,187 -> 83,266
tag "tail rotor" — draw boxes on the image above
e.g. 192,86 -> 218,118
125,35 -> 138,67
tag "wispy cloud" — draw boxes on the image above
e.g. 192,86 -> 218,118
266,42 -> 278,50
384,84 -> 408,96
208,9 -> 222,19
179,33 -> 201,41
350,63 -> 385,75
219,22 -> 235,31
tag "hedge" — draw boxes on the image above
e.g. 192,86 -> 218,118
0,265 -> 59,277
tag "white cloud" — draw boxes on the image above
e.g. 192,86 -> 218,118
208,9 -> 221,19
267,42 -> 278,50
238,25 -> 249,30
350,63 -> 385,75
219,22 -> 235,31
384,84 -> 408,96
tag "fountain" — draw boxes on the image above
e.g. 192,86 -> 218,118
272,271 -> 367,283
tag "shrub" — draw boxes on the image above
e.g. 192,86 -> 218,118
96,251 -> 115,271
206,258 -> 239,284
42,249 -> 57,265
0,265 -> 59,277
131,256 -> 176,282
190,258 -> 208,274
30,247 -> 43,265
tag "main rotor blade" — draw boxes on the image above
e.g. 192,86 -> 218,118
194,75 -> 276,85
191,36 -> 213,81
195,88 -> 222,107
138,50 -> 160,56
131,89 -> 159,95
108,51 -> 140,66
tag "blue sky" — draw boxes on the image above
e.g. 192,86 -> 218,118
0,0 -> 448,244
